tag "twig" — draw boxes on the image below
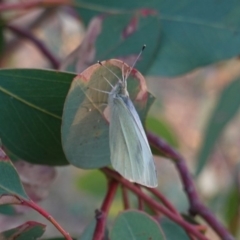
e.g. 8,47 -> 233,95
21,199 -> 72,240
147,187 -> 180,216
93,180 -> 118,240
135,184 -> 144,210
147,132 -> 235,240
148,189 -> 198,240
6,25 -> 60,69
121,185 -> 130,209
0,148 -> 72,239
101,167 -> 208,240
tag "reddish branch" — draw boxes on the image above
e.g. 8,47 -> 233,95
121,185 -> 130,209
21,199 -> 72,240
147,132 -> 235,240
148,188 -> 198,240
0,147 -> 72,239
93,180 -> 118,240
135,184 -> 144,210
147,187 -> 180,216
101,168 -> 208,240
6,25 -> 60,69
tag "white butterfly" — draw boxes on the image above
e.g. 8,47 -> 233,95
100,46 -> 158,188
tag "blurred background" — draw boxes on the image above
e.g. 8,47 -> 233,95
0,1 -> 240,239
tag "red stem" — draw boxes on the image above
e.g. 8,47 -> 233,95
101,168 -> 208,240
135,184 -> 144,210
93,180 -> 118,240
121,185 -> 130,209
147,132 -> 235,240
6,25 -> 60,69
147,187 -> 180,216
150,188 -> 199,240
21,199 -> 72,240
1,147 -> 71,239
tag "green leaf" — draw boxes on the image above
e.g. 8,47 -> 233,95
62,60 -> 155,168
62,11 -> 160,75
80,219 -> 108,240
196,77 -> 240,175
224,184 -> 240,234
76,0 -> 240,76
146,116 -> 178,148
110,210 -> 165,240
0,147 -> 29,201
0,204 -> 17,215
0,221 -> 45,240
0,69 -> 75,166
224,187 -> 240,224
95,12 -> 160,75
42,238 -> 77,240
160,218 -> 190,239
76,170 -> 107,197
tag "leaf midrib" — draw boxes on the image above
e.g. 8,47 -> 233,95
0,85 -> 61,120
75,0 -> 239,31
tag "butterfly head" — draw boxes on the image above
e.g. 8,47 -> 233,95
115,64 -> 130,97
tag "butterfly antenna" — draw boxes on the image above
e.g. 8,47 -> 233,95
98,61 -> 122,82
101,75 -> 114,88
125,44 -> 146,81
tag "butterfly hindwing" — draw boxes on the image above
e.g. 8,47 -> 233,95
109,95 -> 158,187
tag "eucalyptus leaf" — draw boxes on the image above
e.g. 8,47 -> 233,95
0,204 -> 17,215
224,184 -> 240,234
196,78 -> 240,175
76,170 -> 107,197
110,210 -> 165,240
42,238 -> 76,240
160,218 -> 190,239
146,116 -> 179,148
63,10 -> 161,75
0,221 -> 45,240
76,0 -> 240,76
0,148 -> 29,201
0,69 -> 75,166
62,60 -> 154,169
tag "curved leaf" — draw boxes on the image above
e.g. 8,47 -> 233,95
196,77 -> 240,175
63,10 -> 161,75
76,0 -> 240,76
146,116 -> 179,148
0,204 -> 17,215
0,221 -> 45,240
110,210 -> 165,240
224,185 -> 240,234
42,238 -> 77,240
76,170 -> 107,197
62,60 -> 155,168
0,147 -> 29,201
160,218 -> 190,240
0,69 -> 75,165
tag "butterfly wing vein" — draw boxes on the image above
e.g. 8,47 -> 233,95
109,96 -> 157,187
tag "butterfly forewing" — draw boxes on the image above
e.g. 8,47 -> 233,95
108,91 -> 158,188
